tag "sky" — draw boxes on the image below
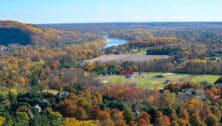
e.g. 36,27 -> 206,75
1,0 -> 222,24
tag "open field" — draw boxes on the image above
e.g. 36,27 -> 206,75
84,54 -> 169,64
191,75 -> 221,84
97,73 -> 221,89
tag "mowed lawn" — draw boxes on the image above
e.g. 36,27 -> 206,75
97,73 -> 221,89
191,75 -> 221,84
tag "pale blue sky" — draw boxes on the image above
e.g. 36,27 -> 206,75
1,0 -> 222,24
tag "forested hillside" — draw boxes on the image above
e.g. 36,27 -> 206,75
0,21 -> 98,46
0,21 -> 221,126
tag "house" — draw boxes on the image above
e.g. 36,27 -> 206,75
28,105 -> 41,119
28,110 -> 34,119
215,77 -> 222,97
0,46 -> 5,51
216,83 -> 222,88
215,77 -> 222,88
126,74 -> 133,78
134,111 -> 140,116
184,88 -> 195,96
121,70 -> 134,78
208,57 -> 219,61
164,80 -> 170,84
77,62 -> 85,67
58,91 -> 69,100
34,104 -> 42,112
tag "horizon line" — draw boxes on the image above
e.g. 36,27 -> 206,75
2,20 -> 222,25
36,21 -> 222,25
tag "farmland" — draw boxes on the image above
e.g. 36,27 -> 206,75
97,72 -> 221,89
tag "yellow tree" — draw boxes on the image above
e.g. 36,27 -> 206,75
63,118 -> 97,126
0,116 -> 5,126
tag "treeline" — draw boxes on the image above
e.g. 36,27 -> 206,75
147,46 -> 184,55
84,59 -> 222,75
128,37 -> 179,48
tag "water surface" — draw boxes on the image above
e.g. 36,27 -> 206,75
106,38 -> 127,48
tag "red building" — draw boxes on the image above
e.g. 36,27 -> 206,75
120,70 -> 134,77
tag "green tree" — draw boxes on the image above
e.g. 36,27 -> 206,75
123,108 -> 135,123
30,114 -> 50,126
190,114 -> 202,126
205,114 -> 219,126
15,112 -> 30,126
48,112 -> 63,126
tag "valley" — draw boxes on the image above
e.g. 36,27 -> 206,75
0,21 -> 221,126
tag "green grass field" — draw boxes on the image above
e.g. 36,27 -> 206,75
97,73 -> 221,89
191,75 -> 221,84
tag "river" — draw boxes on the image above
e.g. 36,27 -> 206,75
105,38 -> 128,48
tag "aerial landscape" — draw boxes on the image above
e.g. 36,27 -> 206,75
0,0 -> 222,126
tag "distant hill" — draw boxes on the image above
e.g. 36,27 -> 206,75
0,20 -> 83,46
